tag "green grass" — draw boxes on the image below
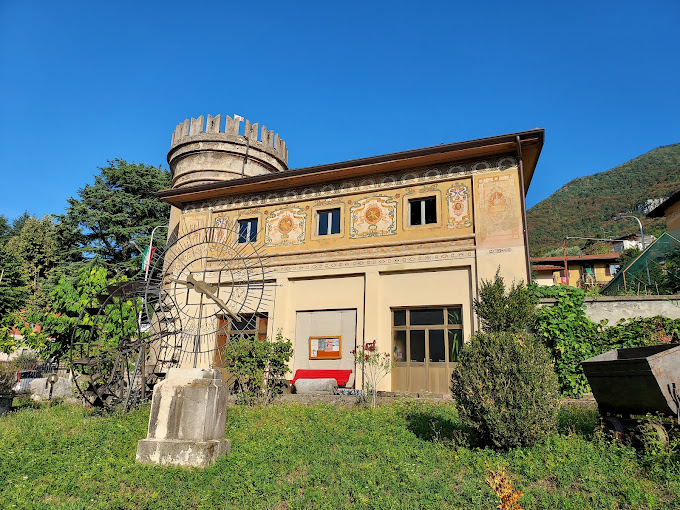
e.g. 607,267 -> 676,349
0,401 -> 678,509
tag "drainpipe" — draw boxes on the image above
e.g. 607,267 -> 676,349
515,136 -> 533,284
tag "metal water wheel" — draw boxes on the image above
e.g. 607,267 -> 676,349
69,279 -> 181,411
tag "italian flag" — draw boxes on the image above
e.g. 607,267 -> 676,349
142,245 -> 156,271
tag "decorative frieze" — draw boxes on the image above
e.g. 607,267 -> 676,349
183,157 -> 517,214
267,237 -> 474,267
274,249 -> 476,273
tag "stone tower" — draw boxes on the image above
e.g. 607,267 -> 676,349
167,114 -> 288,189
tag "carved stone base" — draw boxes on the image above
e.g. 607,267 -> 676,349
136,438 -> 231,468
135,368 -> 229,468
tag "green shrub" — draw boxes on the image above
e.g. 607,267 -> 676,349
451,331 -> 560,449
0,362 -> 15,394
603,316 -> 680,347
10,351 -> 39,371
474,269 -> 536,333
532,285 -> 602,397
532,285 -> 680,397
221,332 -> 293,405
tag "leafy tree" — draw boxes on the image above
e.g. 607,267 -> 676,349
10,211 -> 31,237
0,215 -> 11,244
60,159 -> 171,275
0,214 -> 64,319
539,246 -> 582,258
26,266 -> 130,358
617,247 -> 641,269
0,246 -> 29,318
4,215 -> 59,292
584,241 -> 613,255
661,246 -> 680,294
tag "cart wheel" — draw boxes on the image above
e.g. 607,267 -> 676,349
648,423 -> 669,448
604,416 -> 624,441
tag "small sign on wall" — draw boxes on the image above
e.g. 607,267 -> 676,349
309,336 -> 342,359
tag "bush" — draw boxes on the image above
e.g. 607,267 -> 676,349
532,285 -> 602,397
351,341 -> 394,407
532,285 -> 680,397
474,269 -> 536,333
11,351 -> 39,371
451,331 -> 560,449
0,362 -> 15,395
221,332 -> 293,406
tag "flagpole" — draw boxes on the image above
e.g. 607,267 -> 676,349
144,224 -> 169,281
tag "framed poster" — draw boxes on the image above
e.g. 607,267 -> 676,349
309,336 -> 342,360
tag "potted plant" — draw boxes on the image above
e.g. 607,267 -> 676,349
0,363 -> 15,415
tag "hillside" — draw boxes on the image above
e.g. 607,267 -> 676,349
527,143 -> 680,256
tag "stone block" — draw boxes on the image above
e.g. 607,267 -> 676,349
29,377 -> 75,400
294,378 -> 338,395
136,368 -> 230,468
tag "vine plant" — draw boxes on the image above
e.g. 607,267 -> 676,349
532,285 -> 680,397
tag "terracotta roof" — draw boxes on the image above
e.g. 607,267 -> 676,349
531,253 -> 620,263
533,265 -> 564,271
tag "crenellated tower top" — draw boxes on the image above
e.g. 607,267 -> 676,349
167,114 -> 289,189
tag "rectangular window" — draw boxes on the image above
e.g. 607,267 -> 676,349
237,218 -> 258,243
214,313 -> 268,367
393,330 -> 407,362
317,208 -> 341,236
392,306 -> 463,363
221,313 -> 268,342
583,264 -> 596,282
410,330 -> 426,362
408,197 -> 437,226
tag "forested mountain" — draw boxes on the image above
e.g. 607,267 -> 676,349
527,144 -> 680,256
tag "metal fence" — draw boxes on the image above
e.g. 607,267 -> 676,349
600,232 -> 680,295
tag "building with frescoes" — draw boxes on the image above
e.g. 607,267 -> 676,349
158,115 -> 544,394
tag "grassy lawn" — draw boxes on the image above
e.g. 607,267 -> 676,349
0,400 -> 679,509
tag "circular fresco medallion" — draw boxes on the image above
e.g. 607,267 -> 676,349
365,206 -> 382,224
278,216 -> 293,234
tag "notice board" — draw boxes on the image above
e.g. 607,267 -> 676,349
309,336 -> 342,360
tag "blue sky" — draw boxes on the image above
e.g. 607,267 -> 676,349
1,1 -> 678,221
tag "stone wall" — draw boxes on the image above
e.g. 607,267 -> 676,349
539,295 -> 680,324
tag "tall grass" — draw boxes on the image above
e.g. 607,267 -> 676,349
0,401 -> 678,509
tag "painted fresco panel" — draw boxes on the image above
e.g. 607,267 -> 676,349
209,213 -> 230,255
446,184 -> 472,229
265,207 -> 306,246
349,196 -> 397,238
476,173 -> 521,247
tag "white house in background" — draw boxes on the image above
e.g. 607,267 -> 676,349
612,233 -> 656,253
